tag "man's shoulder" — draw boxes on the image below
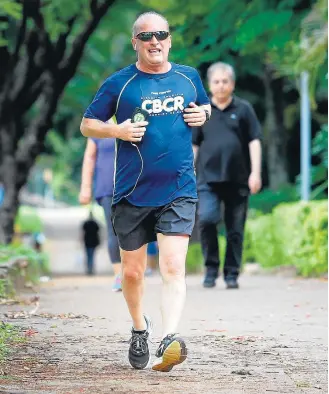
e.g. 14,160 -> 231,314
103,64 -> 137,86
234,96 -> 254,110
173,63 -> 199,77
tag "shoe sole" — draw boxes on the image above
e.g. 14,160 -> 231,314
152,338 -> 187,372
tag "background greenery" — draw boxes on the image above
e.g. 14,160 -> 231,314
0,0 -> 327,276
187,200 -> 327,277
0,244 -> 50,298
20,0 -> 327,205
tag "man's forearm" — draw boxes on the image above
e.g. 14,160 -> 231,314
81,153 -> 95,188
81,118 -> 119,139
249,139 -> 262,174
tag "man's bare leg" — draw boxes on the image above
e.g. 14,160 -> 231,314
121,245 -> 147,330
152,234 -> 189,372
157,234 -> 189,337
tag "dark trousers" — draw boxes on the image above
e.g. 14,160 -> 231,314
85,247 -> 96,275
198,182 -> 249,280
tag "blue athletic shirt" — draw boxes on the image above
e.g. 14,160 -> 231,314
84,63 -> 210,207
91,138 -> 115,201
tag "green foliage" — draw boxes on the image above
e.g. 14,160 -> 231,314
0,1 -> 22,46
14,206 -> 43,234
42,131 -> 86,205
310,124 -> 328,198
270,0 -> 328,104
38,1 -> 142,204
249,186 -> 299,213
0,244 -> 50,298
186,242 -> 203,273
245,200 -> 328,276
0,322 -> 24,362
295,124 -> 328,199
187,200 -> 328,277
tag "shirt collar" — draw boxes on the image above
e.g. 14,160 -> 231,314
210,96 -> 236,111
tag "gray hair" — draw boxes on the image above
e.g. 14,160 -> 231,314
207,62 -> 236,82
132,12 -> 169,37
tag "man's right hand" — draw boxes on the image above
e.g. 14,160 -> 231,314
79,186 -> 92,205
116,119 -> 148,142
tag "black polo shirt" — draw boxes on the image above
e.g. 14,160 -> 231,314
192,96 -> 262,187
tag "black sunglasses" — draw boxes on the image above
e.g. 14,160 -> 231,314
135,31 -> 170,42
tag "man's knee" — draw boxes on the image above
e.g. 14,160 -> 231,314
122,266 -> 144,282
161,254 -> 185,279
121,253 -> 145,283
198,209 -> 219,228
227,230 -> 243,244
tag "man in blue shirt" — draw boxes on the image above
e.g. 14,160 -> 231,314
81,11 -> 210,372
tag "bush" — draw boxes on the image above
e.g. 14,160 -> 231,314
249,185 -> 299,213
246,200 -> 328,277
15,206 -> 43,234
187,200 -> 328,277
0,244 -> 50,298
186,243 -> 203,273
272,201 -> 328,276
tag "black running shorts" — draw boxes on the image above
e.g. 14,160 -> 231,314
111,197 -> 197,251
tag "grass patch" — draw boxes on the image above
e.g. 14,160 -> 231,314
0,322 -> 25,362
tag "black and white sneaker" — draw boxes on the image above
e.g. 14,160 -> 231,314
128,315 -> 152,370
152,333 -> 187,372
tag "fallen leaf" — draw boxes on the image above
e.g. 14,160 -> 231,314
24,329 -> 38,337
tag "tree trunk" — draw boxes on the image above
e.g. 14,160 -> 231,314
263,67 -> 289,190
0,120 -> 19,244
0,0 -> 116,244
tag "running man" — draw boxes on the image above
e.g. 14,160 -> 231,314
80,11 -> 210,372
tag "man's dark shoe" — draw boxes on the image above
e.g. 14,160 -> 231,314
152,333 -> 187,372
203,267 -> 219,288
226,278 -> 239,289
128,315 -> 152,370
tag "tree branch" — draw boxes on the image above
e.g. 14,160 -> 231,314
11,30 -> 43,106
27,0 -> 55,71
0,47 -> 11,97
0,16 -> 12,97
59,0 -> 115,83
91,0 -> 99,14
54,16 -> 78,63
15,78 -> 61,189
17,74 -> 45,115
13,1 -> 28,62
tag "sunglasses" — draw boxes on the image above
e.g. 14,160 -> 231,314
135,31 -> 170,42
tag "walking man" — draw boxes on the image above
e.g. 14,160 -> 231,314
80,12 -> 210,371
81,210 -> 101,275
79,126 -> 122,291
193,62 -> 262,290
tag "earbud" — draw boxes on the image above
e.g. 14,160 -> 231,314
134,45 -> 136,50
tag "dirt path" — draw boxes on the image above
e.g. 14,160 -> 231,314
0,274 -> 327,393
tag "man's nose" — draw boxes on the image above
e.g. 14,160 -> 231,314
150,35 -> 159,44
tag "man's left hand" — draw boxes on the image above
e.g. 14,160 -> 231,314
248,172 -> 262,194
183,102 -> 206,127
